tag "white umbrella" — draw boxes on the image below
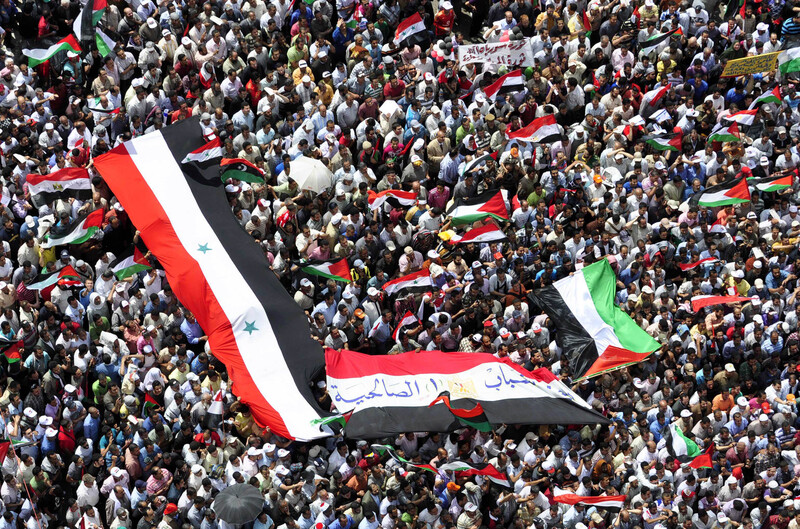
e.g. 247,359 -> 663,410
288,156 -> 333,194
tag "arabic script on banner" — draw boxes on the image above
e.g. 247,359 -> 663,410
458,41 -> 536,67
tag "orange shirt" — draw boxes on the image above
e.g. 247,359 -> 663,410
712,393 -> 735,412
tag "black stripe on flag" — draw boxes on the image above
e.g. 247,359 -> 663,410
528,286 -> 600,380
158,119 -> 325,418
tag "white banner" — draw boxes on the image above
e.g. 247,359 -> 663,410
458,41 -> 536,67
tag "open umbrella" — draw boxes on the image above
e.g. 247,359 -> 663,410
287,156 -> 334,194
212,483 -> 264,525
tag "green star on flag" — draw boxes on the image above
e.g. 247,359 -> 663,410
243,321 -> 258,335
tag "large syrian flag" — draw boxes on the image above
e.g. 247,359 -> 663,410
220,158 -> 264,184
27,167 -> 92,208
301,259 -> 352,282
23,35 -> 82,67
26,265 -> 83,291
553,494 -> 626,510
640,27 -> 681,54
664,422 -> 700,461
482,70 -> 525,100
749,173 -> 794,192
449,222 -> 508,245
368,189 -> 417,210
689,177 -> 750,207
93,116 -> 332,441
708,122 -> 740,143
393,13 -> 426,45
41,209 -> 104,248
382,269 -> 433,296
446,189 -> 509,226
506,114 -> 561,144
326,349 -> 608,438
750,86 -> 782,109
110,247 -> 151,279
723,109 -> 757,126
528,260 -> 660,380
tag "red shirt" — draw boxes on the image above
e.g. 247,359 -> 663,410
383,80 -> 406,99
433,10 -> 455,36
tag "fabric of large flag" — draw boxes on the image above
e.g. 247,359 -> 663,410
95,27 -> 115,56
325,349 -> 607,438
93,116 -> 331,441
446,189 -> 509,226
23,35 -> 82,67
645,134 -> 681,151
640,27 -> 680,53
41,209 -> 104,248
505,114 -> 561,143
27,167 -> 92,208
110,247 -> 151,279
26,265 -> 83,291
750,86 -> 782,109
691,295 -> 755,312
393,13 -> 426,45
482,70 -> 525,100
74,0 -> 107,44
528,260 -> 660,380
381,269 -> 433,296
689,177 -> 750,207
708,122 -> 740,143
220,158 -> 265,184
779,48 -> 800,75
553,494 -> 626,509
301,259 -> 352,282
723,109 -> 757,126
368,189 -> 417,210
664,422 -> 700,461
678,257 -> 718,271
449,222 -> 508,245
87,97 -> 120,114
749,173 -> 793,192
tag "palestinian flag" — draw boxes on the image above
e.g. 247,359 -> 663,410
0,440 -> 9,463
749,173 -> 793,192
449,222 -> 508,245
326,348 -> 607,438
393,13 -> 426,46
95,27 -> 115,57
41,209 -> 104,248
182,137 -> 222,164
381,269 -> 433,296
27,167 -> 92,208
779,48 -> 800,75
110,247 -> 151,279
750,86 -> 782,109
310,411 -> 352,432
723,109 -> 757,126
23,35 -> 82,67
26,265 -> 83,291
689,443 -> 714,469
93,116 -> 331,441
392,310 -> 420,340
553,494 -> 626,510
640,84 -> 671,111
429,392 -> 491,432
691,295 -> 755,312
678,257 -> 718,271
205,390 -> 224,429
708,122 -> 740,143
690,177 -> 750,207
368,189 -> 417,210
482,70 -> 525,100
437,461 -> 511,487
446,189 -> 509,226
506,114 -> 561,144
528,260 -> 660,380
461,152 -> 498,177
581,10 -> 592,37
220,158 -> 264,184
0,338 -> 22,363
74,0 -> 107,45
646,134 -> 682,151
640,27 -> 681,54
142,393 -> 159,414
301,259 -> 352,282
87,96 -> 119,114
665,422 -> 700,461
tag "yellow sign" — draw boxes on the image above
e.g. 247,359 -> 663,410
721,52 -> 781,78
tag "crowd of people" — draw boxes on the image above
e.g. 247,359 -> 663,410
0,0 -> 798,528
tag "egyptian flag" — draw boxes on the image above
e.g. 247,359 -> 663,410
393,13 -> 426,46
41,209 -> 104,248
554,494 -> 626,510
645,134 -> 682,151
482,70 -> 525,100
449,222 -> 508,245
640,27 -> 681,54
26,265 -> 83,291
438,461 -> 511,487
93,116 -> 332,441
446,189 -> 509,226
301,259 -> 352,282
205,390 -> 224,429
461,152 -> 498,177
430,392 -> 491,432
749,173 -> 793,192
181,137 -> 222,165
27,167 -> 92,208
529,260 -> 660,380
506,115 -> 561,144
325,348 -> 608,438
110,246 -> 151,279
392,311 -> 420,340
381,269 -> 433,296
723,109 -> 757,126
87,96 -> 120,114
689,177 -> 750,207
708,122 -> 740,143
691,295 -> 755,312
23,35 -> 82,67
664,423 -> 701,462
74,0 -> 107,45
368,189 -> 417,210
750,86 -> 782,109
220,158 -> 265,184
678,257 -> 718,271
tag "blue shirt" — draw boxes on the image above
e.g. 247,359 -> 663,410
181,319 -> 205,344
84,415 -> 100,442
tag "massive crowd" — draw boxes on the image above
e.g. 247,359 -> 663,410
0,0 -> 798,528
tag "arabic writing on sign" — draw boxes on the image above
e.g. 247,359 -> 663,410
458,41 -> 536,67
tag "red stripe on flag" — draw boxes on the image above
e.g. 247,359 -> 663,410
582,346 -> 653,379
429,393 -> 487,419
26,167 -> 89,185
